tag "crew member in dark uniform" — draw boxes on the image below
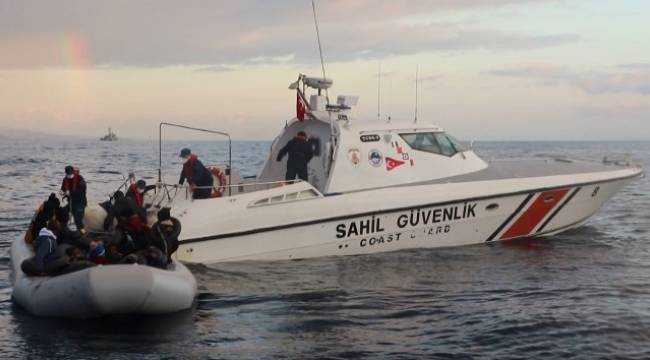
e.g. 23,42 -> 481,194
178,148 -> 214,199
276,131 -> 313,182
61,165 -> 87,234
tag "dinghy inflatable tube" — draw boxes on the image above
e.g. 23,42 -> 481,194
11,237 -> 197,318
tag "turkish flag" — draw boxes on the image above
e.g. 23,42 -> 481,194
296,93 -> 306,122
386,157 -> 405,171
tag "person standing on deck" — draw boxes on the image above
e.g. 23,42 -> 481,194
178,148 -> 214,199
276,131 -> 313,182
60,165 -> 87,234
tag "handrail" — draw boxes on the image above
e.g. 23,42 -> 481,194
153,179 -> 312,203
159,179 -> 304,190
158,122 -> 233,196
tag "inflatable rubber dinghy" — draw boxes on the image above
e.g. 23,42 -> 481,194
11,237 -> 197,318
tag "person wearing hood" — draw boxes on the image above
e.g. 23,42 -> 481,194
276,131 -> 314,182
21,221 -> 64,276
25,193 -> 60,244
178,148 -> 214,199
151,207 -> 181,263
60,165 -> 88,234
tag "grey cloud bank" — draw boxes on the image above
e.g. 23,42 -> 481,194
0,0 -> 575,69
485,64 -> 650,95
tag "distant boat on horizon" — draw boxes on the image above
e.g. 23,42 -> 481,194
100,127 -> 118,141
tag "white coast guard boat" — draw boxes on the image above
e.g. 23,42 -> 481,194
105,75 -> 643,264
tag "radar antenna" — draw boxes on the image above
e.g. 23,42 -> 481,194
377,63 -> 381,121
311,0 -> 329,105
414,65 -> 419,123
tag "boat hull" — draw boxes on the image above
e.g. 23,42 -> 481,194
11,238 -> 197,318
176,168 -> 641,264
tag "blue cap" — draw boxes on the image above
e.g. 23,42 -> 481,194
179,148 -> 191,158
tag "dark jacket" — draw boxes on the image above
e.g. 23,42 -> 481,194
276,136 -> 314,170
179,155 -> 214,187
102,196 -> 140,231
32,228 -> 58,273
151,218 -> 181,262
61,173 -> 87,208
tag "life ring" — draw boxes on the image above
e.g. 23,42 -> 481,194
208,166 -> 227,197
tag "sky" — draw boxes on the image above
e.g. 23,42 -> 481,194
0,0 -> 648,140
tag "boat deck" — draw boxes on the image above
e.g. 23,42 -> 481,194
428,158 -> 630,185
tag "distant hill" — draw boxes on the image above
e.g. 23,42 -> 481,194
0,128 -> 82,140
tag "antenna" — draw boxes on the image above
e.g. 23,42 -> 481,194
414,65 -> 419,123
377,63 -> 381,121
311,0 -> 329,104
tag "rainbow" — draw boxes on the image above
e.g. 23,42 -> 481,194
63,34 -> 90,68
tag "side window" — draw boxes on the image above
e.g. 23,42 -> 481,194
434,133 -> 457,156
400,133 -> 442,154
446,134 -> 466,152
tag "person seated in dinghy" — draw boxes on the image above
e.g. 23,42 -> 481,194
24,193 -> 60,244
107,206 -> 151,259
276,131 -> 314,182
126,179 -> 156,216
21,221 -> 67,276
178,148 -> 214,199
87,239 -> 108,265
150,208 -> 181,264
60,165 -> 88,235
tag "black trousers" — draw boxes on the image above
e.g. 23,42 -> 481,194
193,187 -> 213,199
285,166 -> 308,181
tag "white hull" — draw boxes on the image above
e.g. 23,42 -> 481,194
11,238 -> 197,318
174,165 -> 641,264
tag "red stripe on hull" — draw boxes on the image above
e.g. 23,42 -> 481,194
500,188 -> 570,239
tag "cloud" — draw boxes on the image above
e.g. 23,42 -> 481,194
617,63 -> 650,70
194,65 -> 235,72
0,0 -> 577,69
485,64 -> 650,95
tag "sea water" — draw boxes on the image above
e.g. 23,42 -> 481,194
0,139 -> 648,359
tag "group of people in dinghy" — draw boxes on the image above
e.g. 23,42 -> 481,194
22,164 -> 182,277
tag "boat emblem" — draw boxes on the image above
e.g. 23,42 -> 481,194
368,149 -> 383,167
386,157 -> 405,171
347,147 -> 361,167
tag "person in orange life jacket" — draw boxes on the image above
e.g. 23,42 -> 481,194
126,179 -> 156,220
276,131 -> 313,181
60,165 -> 87,233
178,148 -> 214,199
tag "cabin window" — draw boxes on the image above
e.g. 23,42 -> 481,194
400,132 -> 464,157
445,134 -> 466,152
434,133 -> 456,156
399,133 -> 442,154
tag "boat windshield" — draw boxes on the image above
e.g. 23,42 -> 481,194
399,132 -> 465,157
